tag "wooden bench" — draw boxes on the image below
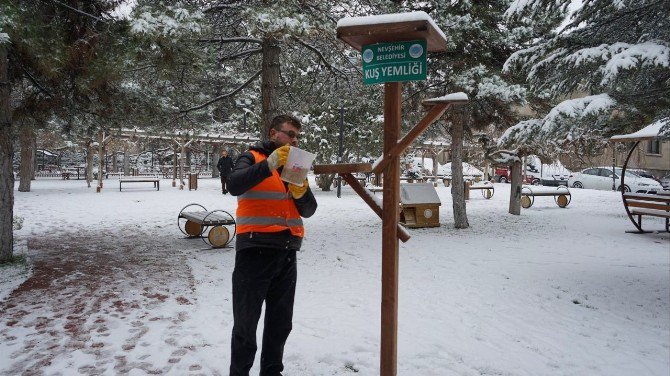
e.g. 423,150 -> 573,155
119,176 -> 160,191
178,204 -> 236,248
622,192 -> 670,233
369,186 -> 384,195
520,186 -> 571,208
469,182 -> 494,199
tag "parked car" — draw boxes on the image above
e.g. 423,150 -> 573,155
539,174 -> 570,187
660,173 -> 670,190
628,169 -> 661,183
493,167 -> 536,184
569,167 -> 664,194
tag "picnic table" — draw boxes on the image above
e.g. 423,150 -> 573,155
178,203 -> 236,248
521,186 -> 571,208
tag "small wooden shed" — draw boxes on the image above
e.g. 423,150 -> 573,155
399,183 -> 441,228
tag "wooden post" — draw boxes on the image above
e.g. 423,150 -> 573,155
212,144 -> 220,178
172,146 -> 177,187
464,180 -> 470,200
431,153 -> 438,186
381,82 -> 401,376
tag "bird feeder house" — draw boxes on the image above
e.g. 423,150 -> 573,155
399,183 -> 441,228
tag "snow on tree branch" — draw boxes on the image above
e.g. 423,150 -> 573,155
198,37 -> 262,44
505,0 -> 571,20
597,42 -> 670,84
178,70 -> 261,114
130,5 -> 204,36
498,94 -> 618,151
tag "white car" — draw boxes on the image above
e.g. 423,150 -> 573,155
569,167 -> 664,194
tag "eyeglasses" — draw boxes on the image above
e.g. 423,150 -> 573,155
277,129 -> 300,140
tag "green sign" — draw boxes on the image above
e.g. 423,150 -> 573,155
361,40 -> 427,85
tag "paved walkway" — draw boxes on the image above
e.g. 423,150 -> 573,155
0,229 -> 207,375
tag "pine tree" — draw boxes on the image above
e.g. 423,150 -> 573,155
393,1 -> 527,224
500,0 -> 670,156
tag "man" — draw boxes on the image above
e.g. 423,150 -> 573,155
227,114 -> 317,376
217,149 -> 234,194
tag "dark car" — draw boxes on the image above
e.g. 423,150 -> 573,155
660,173 -> 670,190
629,169 -> 660,183
540,174 -> 570,187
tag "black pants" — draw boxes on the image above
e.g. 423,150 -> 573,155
230,247 -> 297,376
221,175 -> 229,193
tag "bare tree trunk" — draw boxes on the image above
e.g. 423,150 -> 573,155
85,141 -> 94,188
112,152 -> 117,172
179,143 -> 186,189
186,150 -> 191,173
261,36 -> 280,140
211,144 -> 220,178
123,147 -> 130,176
97,130 -> 104,192
172,146 -> 177,187
0,42 -> 14,262
31,134 -> 36,180
18,125 -> 35,192
450,118 -> 469,229
509,160 -> 522,215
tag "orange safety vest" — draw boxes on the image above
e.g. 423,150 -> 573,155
236,150 -> 305,237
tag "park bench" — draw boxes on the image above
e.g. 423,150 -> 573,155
177,203 -> 236,248
369,186 -> 384,194
469,181 -> 494,199
119,175 -> 160,191
622,192 -> 670,233
520,186 -> 571,209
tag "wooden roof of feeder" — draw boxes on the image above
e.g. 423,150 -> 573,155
422,92 -> 469,109
336,11 -> 448,52
400,183 -> 441,205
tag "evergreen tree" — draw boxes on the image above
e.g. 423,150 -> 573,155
500,0 -> 670,156
392,1 -> 526,225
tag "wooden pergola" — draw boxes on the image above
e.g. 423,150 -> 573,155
315,12 -> 468,376
89,128 -> 258,191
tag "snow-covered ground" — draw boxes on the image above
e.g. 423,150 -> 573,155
2,177 -> 669,375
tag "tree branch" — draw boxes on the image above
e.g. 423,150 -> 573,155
198,37 -> 262,44
293,37 -> 348,77
219,48 -> 262,61
50,0 -> 104,23
123,64 -> 155,73
178,70 -> 262,114
21,66 -> 53,97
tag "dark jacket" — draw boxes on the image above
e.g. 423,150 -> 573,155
217,155 -> 234,176
228,141 -> 317,251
